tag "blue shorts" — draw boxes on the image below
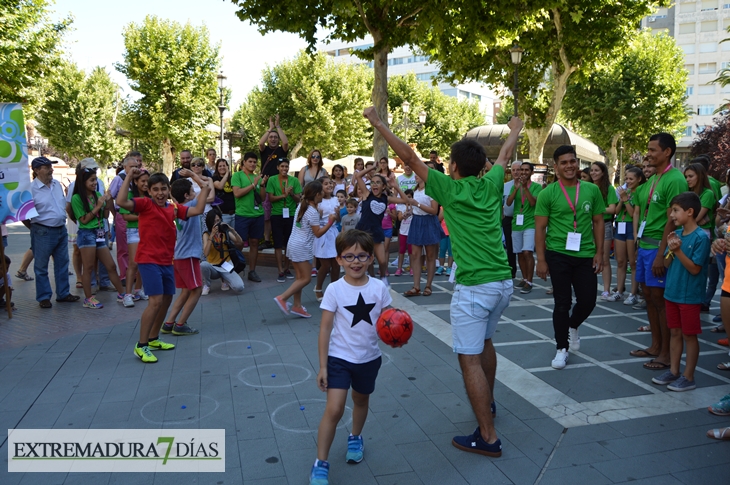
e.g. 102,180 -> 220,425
137,263 -> 176,296
635,247 -> 665,288
383,227 -> 393,238
450,280 -> 512,354
235,215 -> 264,241
126,227 -> 140,244
613,221 -> 634,242
327,355 -> 381,395
77,228 -> 107,249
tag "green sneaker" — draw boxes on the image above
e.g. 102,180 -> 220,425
148,339 -> 175,351
134,344 -> 158,363
172,324 -> 199,336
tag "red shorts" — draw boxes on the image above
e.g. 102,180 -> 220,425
665,300 -> 702,335
173,258 -> 202,289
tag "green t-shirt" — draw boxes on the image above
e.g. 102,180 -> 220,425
119,192 -> 138,229
534,181 -> 606,258
636,168 -> 688,249
425,165 -> 512,286
231,171 -> 264,218
266,175 -> 302,216
710,176 -> 722,202
71,191 -> 104,230
511,182 -> 542,230
699,187 -> 717,230
602,186 -> 619,221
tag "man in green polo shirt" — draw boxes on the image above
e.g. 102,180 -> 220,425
506,162 -> 542,293
535,145 -> 606,370
231,151 -> 268,283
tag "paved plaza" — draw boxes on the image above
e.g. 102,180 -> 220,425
0,223 -> 729,484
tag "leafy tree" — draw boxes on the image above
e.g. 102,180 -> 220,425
36,63 -> 127,166
0,0 -> 71,110
115,15 -> 221,175
387,73 -> 485,157
420,0 -> 665,163
690,112 -> 730,177
563,31 -> 689,180
230,0 -> 441,160
230,51 -> 374,159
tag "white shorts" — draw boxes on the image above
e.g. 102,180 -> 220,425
512,228 -> 535,253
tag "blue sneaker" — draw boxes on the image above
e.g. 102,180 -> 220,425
652,370 -> 680,386
452,427 -> 502,457
310,459 -> 329,485
667,376 -> 696,392
346,434 -> 364,463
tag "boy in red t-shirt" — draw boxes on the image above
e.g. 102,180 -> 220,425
116,169 -> 210,363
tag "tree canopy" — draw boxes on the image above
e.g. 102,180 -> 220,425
115,15 -> 221,175
36,63 -> 127,166
690,112 -> 730,177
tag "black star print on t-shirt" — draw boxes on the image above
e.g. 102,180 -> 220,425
344,293 -> 376,327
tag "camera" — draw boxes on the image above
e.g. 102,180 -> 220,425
217,223 -> 229,232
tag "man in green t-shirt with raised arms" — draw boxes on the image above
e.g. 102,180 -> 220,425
630,133 -> 688,370
506,162 -> 542,294
535,145 -> 606,370
364,106 -> 522,459
231,152 -> 268,283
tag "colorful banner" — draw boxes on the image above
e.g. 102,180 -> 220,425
0,103 -> 36,223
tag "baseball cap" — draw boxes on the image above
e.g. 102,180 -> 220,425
31,156 -> 56,170
78,158 -> 99,170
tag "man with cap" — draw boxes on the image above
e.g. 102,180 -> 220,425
26,157 -> 79,308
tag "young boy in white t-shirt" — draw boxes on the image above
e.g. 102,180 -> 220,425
310,229 -> 392,485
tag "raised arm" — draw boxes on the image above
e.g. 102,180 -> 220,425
494,116 -> 524,169
187,179 -> 211,217
274,114 -> 288,152
354,165 -> 375,199
115,168 -> 137,211
259,117 -> 274,151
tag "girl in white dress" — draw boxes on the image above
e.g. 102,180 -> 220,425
314,177 -> 341,301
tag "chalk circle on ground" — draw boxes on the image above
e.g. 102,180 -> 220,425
208,340 -> 274,359
140,394 -> 220,425
237,363 -> 312,388
271,399 -> 353,434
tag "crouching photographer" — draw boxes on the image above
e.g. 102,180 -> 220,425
200,209 -> 247,295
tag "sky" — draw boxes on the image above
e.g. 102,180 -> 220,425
51,0 -> 312,111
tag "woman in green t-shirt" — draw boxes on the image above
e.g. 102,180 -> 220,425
590,162 -> 619,301
615,167 -> 646,307
71,167 -> 126,309
684,163 -> 717,239
119,169 -> 150,305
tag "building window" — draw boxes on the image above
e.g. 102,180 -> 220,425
699,85 -> 716,95
686,86 -> 695,96
681,44 -> 695,54
701,0 -> 718,10
683,126 -> 693,137
680,2 -> 696,13
685,64 -> 695,75
698,105 -> 715,115
416,72 -> 436,81
723,61 -> 730,70
699,62 -> 717,74
387,57 -> 404,66
352,43 -> 373,52
723,41 -> 730,51
441,88 -> 457,97
700,43 -> 717,52
679,23 -> 696,34
725,3 -> 730,8
701,21 -> 718,32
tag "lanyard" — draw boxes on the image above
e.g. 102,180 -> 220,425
519,183 -> 530,214
643,164 -> 672,221
278,175 -> 289,198
558,180 -> 580,232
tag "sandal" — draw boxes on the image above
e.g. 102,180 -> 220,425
630,349 -> 657,358
39,299 -> 52,309
75,282 -> 83,288
717,362 -> 730,371
56,294 -> 80,303
706,427 -> 730,440
711,325 -> 725,333
546,287 -> 553,295
15,270 -> 33,281
404,287 -> 421,297
314,288 -> 324,303
423,286 -> 432,296
643,359 -> 670,370
637,325 -> 651,332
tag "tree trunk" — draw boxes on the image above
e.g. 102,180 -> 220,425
609,133 -> 620,185
525,126 -> 550,164
290,138 -> 303,159
162,138 -> 174,176
371,32 -> 390,161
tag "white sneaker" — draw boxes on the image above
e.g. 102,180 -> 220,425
122,294 -> 135,308
600,291 -> 610,301
380,276 -> 390,288
202,285 -> 210,296
221,282 -> 230,291
551,349 -> 569,369
605,291 -> 622,302
623,294 -> 638,306
569,328 -> 580,351
135,289 -> 149,300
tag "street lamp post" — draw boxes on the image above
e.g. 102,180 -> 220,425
217,72 -> 226,159
388,101 -> 427,145
510,43 -> 524,163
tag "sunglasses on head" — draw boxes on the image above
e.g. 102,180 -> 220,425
83,167 -> 96,173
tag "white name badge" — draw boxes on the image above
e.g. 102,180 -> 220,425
566,232 -> 581,251
617,222 -> 626,235
637,221 -> 646,238
283,208 -> 290,219
516,214 -> 524,226
449,262 -> 457,283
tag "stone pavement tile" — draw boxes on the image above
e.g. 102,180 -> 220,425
428,431 -> 513,484
592,451 -> 689,482
578,336 -> 646,362
63,473 -> 111,485
91,400 -> 134,425
73,373 -> 113,395
494,323 -> 544,343
54,392 -> 104,428
539,464 -> 612,485
498,429 -> 554,468
672,463 -> 729,485
613,360 -> 727,390
426,392 -> 474,424
502,304 -> 553,321
521,417 -> 565,444
150,473 -> 199,485
394,390 -> 460,437
583,315 -> 650,335
613,475 -> 684,485
607,409 -> 722,437
16,402 -> 64,428
46,334 -> 85,353
493,382 -> 553,421
243,477 -> 289,485
238,438 -> 285,480
356,414 -> 416,477
199,400 -> 236,435
0,370 -> 57,411
101,377 -> 140,403
418,364 -> 466,395
493,455 -> 541,484
371,410 -> 429,445
493,413 -> 536,436
603,423 -> 719,459
0,409 -> 26,433
108,472 -> 153,484
200,374 -> 233,401
534,366 -> 651,401
395,441 -> 469,485
559,422 -> 624,446
231,386 -> 267,415
431,310 -> 450,323
546,441 -> 618,469
368,387 -> 406,414
236,412 -> 275,441
18,472 -> 68,485
375,472 -> 425,485
271,427 -> 316,452
400,368 -> 453,396
662,442 -> 730,470
497,342 -> 588,369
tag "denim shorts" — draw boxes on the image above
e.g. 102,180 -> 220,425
383,227 -> 393,238
327,355 -> 382,394
127,227 -> 140,244
635,247 -> 665,287
77,228 -> 107,249
613,221 -> 634,242
450,280 -> 512,354
512,228 -> 535,253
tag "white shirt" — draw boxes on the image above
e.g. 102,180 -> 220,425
31,178 -> 67,227
396,204 -> 412,236
503,180 -> 515,217
320,276 -> 392,364
397,173 -> 417,192
412,188 -> 433,216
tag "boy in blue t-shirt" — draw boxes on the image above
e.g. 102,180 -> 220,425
162,176 -> 211,336
652,192 -> 709,391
